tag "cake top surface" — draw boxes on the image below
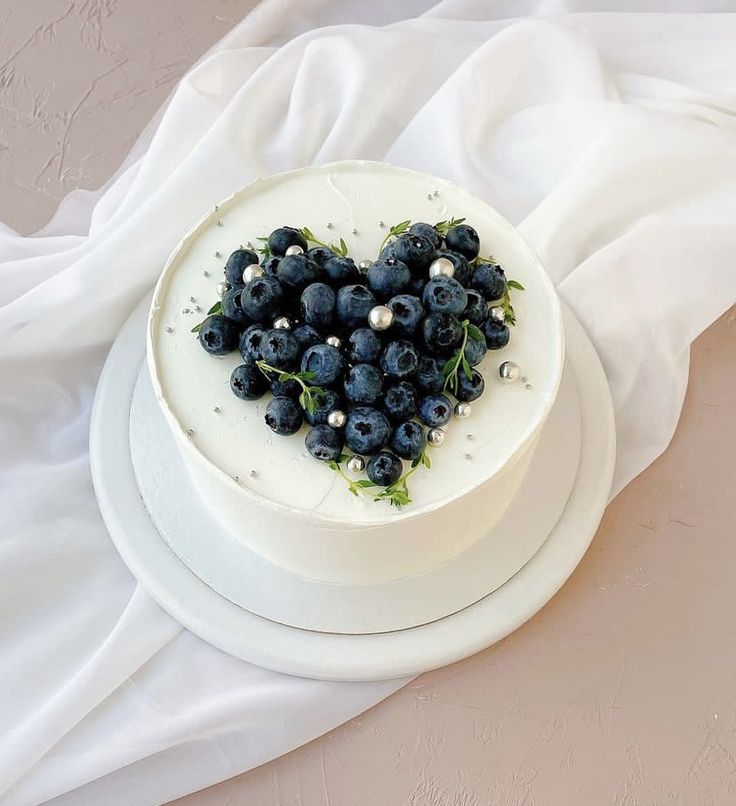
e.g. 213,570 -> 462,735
149,161 -> 563,524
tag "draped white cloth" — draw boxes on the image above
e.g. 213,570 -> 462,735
2,2 -> 735,803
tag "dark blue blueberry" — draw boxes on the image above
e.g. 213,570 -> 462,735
382,381 -> 419,422
270,377 -> 301,399
305,424 -> 344,462
293,323 -> 322,349
390,420 -> 427,461
239,323 -> 266,363
409,275 -> 427,298
268,226 -> 308,257
445,223 -> 480,261
198,315 -> 239,355
241,276 -> 285,323
482,319 -> 510,350
392,233 -> 435,272
304,389 -> 343,426
344,363 -> 384,405
224,248 -> 259,286
470,262 -> 506,301
347,328 -> 382,363
306,246 -> 334,268
435,249 -> 471,286
366,259 -> 411,301
421,312 -> 463,355
409,221 -> 442,250
415,355 -> 445,394
221,286 -> 252,326
264,396 -> 303,435
261,256 -> 281,277
260,328 -> 301,371
464,289 -> 489,325
465,334 -> 487,367
366,451 -> 403,486
336,284 -> 376,327
230,363 -> 268,400
300,282 -> 335,329
300,343 -> 345,386
276,254 -> 319,292
380,339 -> 419,379
379,241 -> 397,262
345,407 -> 391,455
387,294 -> 424,336
422,276 -> 468,316
419,394 -> 452,427
456,368 -> 485,401
323,256 -> 359,287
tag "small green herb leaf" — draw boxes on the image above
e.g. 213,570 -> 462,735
191,323 -> 202,333
207,301 -> 222,315
507,279 -> 525,291
434,217 -> 466,237
462,356 -> 473,381
466,323 -> 484,343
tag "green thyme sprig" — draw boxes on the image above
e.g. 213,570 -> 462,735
255,361 -> 327,415
442,319 -> 484,395
256,236 -> 271,259
299,227 -> 349,258
191,301 -> 223,333
377,219 -> 411,255
500,279 -> 524,326
327,454 -> 377,497
433,217 -> 466,237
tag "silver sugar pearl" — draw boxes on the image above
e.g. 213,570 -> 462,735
368,305 -> 394,331
242,264 -> 264,284
499,361 -> 521,383
165,326 -> 173,333
249,469 -> 257,478
203,270 -> 210,277
427,193 -> 433,200
454,401 -> 472,418
429,257 -> 455,279
186,429 -> 194,438
358,259 -> 373,272
182,308 -> 191,314
327,409 -> 347,429
379,220 -> 385,228
285,244 -> 304,256
352,228 -> 358,235
216,219 -> 223,228
189,296 -> 196,303
216,281 -> 229,299
428,427 -> 446,447
273,316 -> 292,330
326,222 -> 334,229
464,453 -> 473,461
347,455 -> 365,473
214,251 -> 222,258
326,335 -> 342,349
490,305 -> 506,323
213,406 -> 221,413
194,305 -> 202,312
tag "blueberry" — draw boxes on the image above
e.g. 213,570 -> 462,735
268,226 -> 308,257
464,289 -> 489,325
415,355 -> 445,394
367,259 -> 411,300
230,363 -> 268,400
261,256 -> 281,276
198,315 -> 239,355
293,323 -> 322,349
465,335 -> 487,367
409,221 -> 442,250
221,286 -> 252,326
456,368 -> 485,401
260,328 -> 301,371
239,323 -> 266,363
390,420 -> 427,461
270,377 -> 301,399
387,294 -> 425,335
324,256 -> 359,287
470,262 -> 506,301
422,276 -> 468,316
304,389 -> 343,426
421,312 -> 463,355
344,363 -> 384,405
300,282 -> 335,329
409,275 -> 427,298
224,248 -> 259,286
380,339 -> 419,379
276,254 -> 319,292
241,276 -> 285,323
265,396 -> 303,435
347,328 -> 382,363
336,284 -> 376,327
482,319 -> 510,350
345,407 -> 391,455
445,223 -> 480,261
382,381 -> 419,422
300,344 -> 345,386
306,246 -> 334,267
366,451 -> 403,486
419,394 -> 452,427
379,241 -> 397,262
305,424 -> 344,462
392,233 -> 435,272
435,249 -> 471,286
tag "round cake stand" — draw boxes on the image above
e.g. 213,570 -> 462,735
90,296 -> 615,682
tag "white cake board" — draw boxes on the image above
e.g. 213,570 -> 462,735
90,295 -> 615,681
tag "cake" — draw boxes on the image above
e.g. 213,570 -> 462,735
147,161 -> 563,584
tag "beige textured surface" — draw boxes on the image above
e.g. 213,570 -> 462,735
2,4 -> 735,804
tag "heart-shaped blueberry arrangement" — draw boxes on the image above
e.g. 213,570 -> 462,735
193,219 -> 523,507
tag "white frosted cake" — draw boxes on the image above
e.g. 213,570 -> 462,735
148,161 -> 563,584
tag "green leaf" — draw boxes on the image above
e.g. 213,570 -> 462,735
299,390 -> 308,410
300,226 -> 315,241
338,453 -> 351,463
434,216 -> 466,236
327,460 -> 339,471
191,323 -> 202,333
354,480 -> 376,488
207,301 -> 222,315
389,219 -> 411,237
441,357 -> 456,378
256,236 -> 268,242
339,237 -> 348,257
421,452 -> 432,469
507,279 -> 525,291
462,356 -> 473,380
466,324 -> 484,343
278,372 -> 291,383
298,370 -> 317,382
